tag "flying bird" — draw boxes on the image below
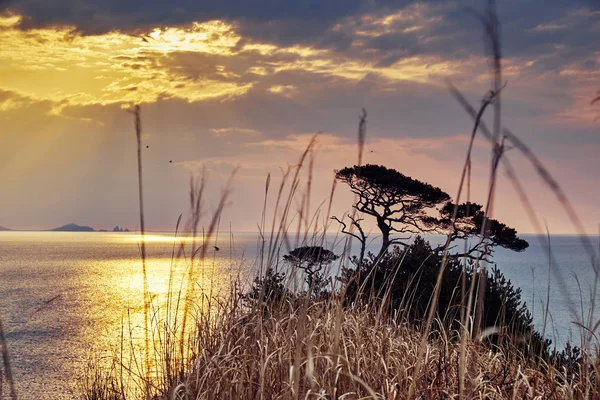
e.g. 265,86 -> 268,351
214,246 -> 220,251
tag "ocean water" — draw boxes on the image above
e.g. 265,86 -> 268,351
492,234 -> 600,349
0,231 -> 598,398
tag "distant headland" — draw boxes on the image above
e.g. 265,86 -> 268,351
0,225 -> 11,231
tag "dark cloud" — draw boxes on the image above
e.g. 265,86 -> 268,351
3,0 -> 598,77
302,0 -> 599,75
3,0 -> 373,35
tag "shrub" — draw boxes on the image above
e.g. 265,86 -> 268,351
341,236 -> 552,360
242,267 -> 293,309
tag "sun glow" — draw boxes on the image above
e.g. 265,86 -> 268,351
0,18 -> 251,107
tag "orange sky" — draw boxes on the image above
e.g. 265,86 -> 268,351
0,2 -> 598,235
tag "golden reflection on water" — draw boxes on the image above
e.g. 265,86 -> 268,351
109,233 -> 243,313
96,256 -> 235,396
0,232 -> 254,399
121,232 -> 226,244
93,234 -> 249,397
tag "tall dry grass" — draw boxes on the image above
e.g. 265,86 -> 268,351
75,1 -> 600,399
179,300 -> 574,399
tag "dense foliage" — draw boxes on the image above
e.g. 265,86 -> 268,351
341,236 -> 551,360
243,267 -> 291,308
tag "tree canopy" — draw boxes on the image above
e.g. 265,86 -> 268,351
439,202 -> 528,254
334,164 -> 527,261
335,164 -> 451,260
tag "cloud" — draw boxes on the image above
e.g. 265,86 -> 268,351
4,0 -> 593,66
210,127 -> 262,137
531,23 -> 569,32
1,1 -> 596,120
0,17 -> 256,108
1,0 -> 370,36
0,11 -> 483,115
0,89 -> 37,111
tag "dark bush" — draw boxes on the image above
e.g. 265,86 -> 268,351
341,236 -> 551,360
243,267 -> 292,309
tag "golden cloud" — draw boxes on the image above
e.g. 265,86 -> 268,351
352,3 -> 443,38
0,16 -> 251,108
0,13 -> 21,27
0,10 -> 472,113
2,6 -> 593,127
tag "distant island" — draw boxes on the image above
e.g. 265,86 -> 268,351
51,223 -> 95,232
0,226 -> 12,231
112,226 -> 130,232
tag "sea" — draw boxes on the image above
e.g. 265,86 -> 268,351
0,231 -> 598,398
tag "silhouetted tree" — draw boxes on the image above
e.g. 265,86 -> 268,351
333,164 -> 528,262
283,246 -> 338,296
438,202 -> 529,260
334,164 -> 450,261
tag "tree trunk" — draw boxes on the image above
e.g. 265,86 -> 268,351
357,241 -> 366,268
375,217 -> 391,263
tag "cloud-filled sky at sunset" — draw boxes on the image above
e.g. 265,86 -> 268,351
0,0 -> 598,235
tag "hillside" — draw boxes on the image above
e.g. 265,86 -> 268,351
50,223 -> 94,232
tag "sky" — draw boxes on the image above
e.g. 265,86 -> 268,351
0,0 -> 598,235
